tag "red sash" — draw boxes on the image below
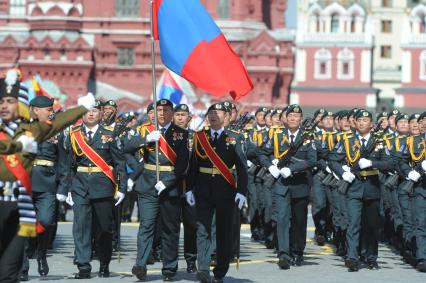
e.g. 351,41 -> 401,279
195,131 -> 236,188
146,124 -> 177,166
71,129 -> 116,186
0,132 -> 32,195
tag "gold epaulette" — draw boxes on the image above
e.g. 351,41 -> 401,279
103,125 -> 114,132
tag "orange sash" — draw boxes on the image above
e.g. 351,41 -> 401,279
71,129 -> 116,186
146,124 -> 177,166
0,132 -> 32,194
195,131 -> 236,188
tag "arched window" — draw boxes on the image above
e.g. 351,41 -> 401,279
330,13 -> 340,33
351,16 -> 356,33
337,49 -> 355,80
218,0 -> 229,19
314,49 -> 332,80
420,50 -> 426,80
421,17 -> 426,33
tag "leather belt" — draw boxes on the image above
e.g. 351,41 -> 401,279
33,159 -> 54,167
359,169 -> 379,177
77,166 -> 112,173
199,166 -> 235,175
144,164 -> 175,172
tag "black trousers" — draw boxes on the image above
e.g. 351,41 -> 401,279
0,201 -> 26,283
72,195 -> 113,271
290,197 -> 309,257
196,196 -> 234,278
181,197 -> 197,264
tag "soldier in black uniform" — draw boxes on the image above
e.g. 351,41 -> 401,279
57,100 -> 127,279
188,103 -> 248,283
329,110 -> 392,271
258,105 -> 316,269
21,96 -> 62,279
125,99 -> 189,281
173,103 -> 197,273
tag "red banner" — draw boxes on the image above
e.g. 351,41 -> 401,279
195,131 -> 236,188
146,124 -> 177,166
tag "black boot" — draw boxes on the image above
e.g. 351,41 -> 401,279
37,257 -> 49,276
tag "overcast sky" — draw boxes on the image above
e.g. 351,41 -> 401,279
285,0 -> 297,29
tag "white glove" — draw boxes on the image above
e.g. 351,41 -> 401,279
342,165 -> 351,172
114,191 -> 125,206
56,194 -> 66,202
235,193 -> 247,210
280,167 -> 292,178
342,171 -> 356,183
408,170 -> 421,182
185,191 -> 195,206
17,135 -> 37,154
77,92 -> 96,110
127,178 -> 134,192
65,192 -> 74,206
358,158 -> 373,169
147,130 -> 161,143
268,165 -> 281,179
247,160 -> 254,168
272,159 -> 279,166
422,160 -> 426,172
155,181 -> 166,195
326,166 -> 332,174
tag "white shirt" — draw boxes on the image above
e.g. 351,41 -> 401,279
159,122 -> 172,133
210,128 -> 224,139
357,132 -> 371,145
287,129 -> 300,142
256,125 -> 266,131
84,124 -> 99,138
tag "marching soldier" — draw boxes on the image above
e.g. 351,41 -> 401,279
258,105 -> 317,268
102,100 -> 118,129
126,99 -> 189,281
21,96 -> 65,279
0,69 -> 93,282
173,103 -> 198,273
329,110 -> 392,271
187,102 -> 248,283
56,100 -> 127,279
398,112 -> 426,272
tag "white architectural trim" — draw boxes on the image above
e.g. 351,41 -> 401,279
337,48 -> 354,80
322,2 -> 346,17
420,50 -> 426,81
296,49 -> 307,82
347,4 -> 366,17
410,4 -> 426,18
314,48 -> 332,80
361,50 -> 371,83
402,51 -> 412,83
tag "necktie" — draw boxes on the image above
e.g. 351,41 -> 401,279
361,138 -> 367,148
87,130 -> 93,141
213,132 -> 219,142
290,134 -> 295,144
160,127 -> 166,134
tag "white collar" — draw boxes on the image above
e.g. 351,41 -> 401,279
256,124 -> 266,131
84,124 -> 99,135
210,127 -> 224,138
288,128 -> 299,138
358,132 -> 371,142
159,122 -> 172,132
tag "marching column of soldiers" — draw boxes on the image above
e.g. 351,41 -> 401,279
1,68 -> 426,283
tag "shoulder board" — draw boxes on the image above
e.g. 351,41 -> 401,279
103,125 -> 114,132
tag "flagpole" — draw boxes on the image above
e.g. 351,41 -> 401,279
150,0 -> 160,183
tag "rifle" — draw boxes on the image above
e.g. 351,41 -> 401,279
112,112 -> 136,138
384,173 -> 399,190
401,159 -> 424,194
229,112 -> 252,132
262,119 -> 317,187
337,123 -> 387,194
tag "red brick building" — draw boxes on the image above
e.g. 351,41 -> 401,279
0,0 -> 294,112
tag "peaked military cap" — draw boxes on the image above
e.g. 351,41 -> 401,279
408,113 -> 420,122
146,102 -> 154,113
286,104 -> 303,116
174,103 -> 189,113
29,96 -> 53,108
417,111 -> 426,122
356,110 -> 372,120
313,108 -> 326,119
388,109 -> 400,118
321,111 -> 333,120
376,111 -> 388,121
207,103 -> 226,113
103,100 -> 117,108
395,113 -> 409,123
156,99 -> 173,108
255,107 -> 268,115
221,101 -> 232,113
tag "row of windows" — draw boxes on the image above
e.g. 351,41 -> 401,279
314,49 -> 354,80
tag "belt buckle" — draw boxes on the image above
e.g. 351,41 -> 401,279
88,167 -> 92,173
